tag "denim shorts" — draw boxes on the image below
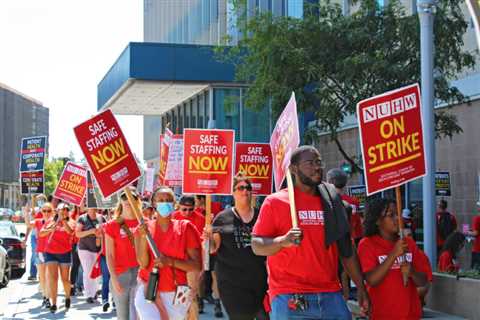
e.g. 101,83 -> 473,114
270,291 -> 352,320
44,252 -> 72,266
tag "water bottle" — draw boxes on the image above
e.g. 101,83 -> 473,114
145,267 -> 159,302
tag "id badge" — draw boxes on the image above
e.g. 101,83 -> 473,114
173,285 -> 191,306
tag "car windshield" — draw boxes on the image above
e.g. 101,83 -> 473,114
0,225 -> 15,237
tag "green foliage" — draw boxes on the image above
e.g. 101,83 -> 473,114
218,0 -> 476,172
44,158 -> 67,196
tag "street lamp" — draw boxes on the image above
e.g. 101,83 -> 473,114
418,0 -> 437,268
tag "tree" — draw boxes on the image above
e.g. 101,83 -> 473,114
218,0 -> 476,173
44,158 -> 66,196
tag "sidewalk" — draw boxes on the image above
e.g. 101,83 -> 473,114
347,300 -> 466,320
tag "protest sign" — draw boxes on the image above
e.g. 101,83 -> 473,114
235,143 -> 273,195
73,109 -> 141,198
347,185 -> 367,210
144,167 -> 155,193
183,129 -> 234,195
158,129 -> 174,185
435,171 -> 451,196
86,170 -> 119,209
19,136 -> 47,172
270,92 -> 300,191
20,171 -> 44,195
53,161 -> 87,206
357,84 -> 426,195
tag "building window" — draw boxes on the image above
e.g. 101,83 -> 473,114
241,89 -> 270,142
214,88 -> 240,140
199,92 -> 205,128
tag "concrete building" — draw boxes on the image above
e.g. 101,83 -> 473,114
0,82 -> 49,209
98,0 -> 479,229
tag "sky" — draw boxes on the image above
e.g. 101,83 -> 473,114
0,0 -> 144,162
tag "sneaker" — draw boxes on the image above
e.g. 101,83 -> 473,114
86,297 -> 95,304
50,304 -> 57,313
27,276 -> 37,281
45,299 -> 51,309
65,298 -> 71,309
205,295 -> 215,304
102,301 -> 110,312
214,299 -> 223,318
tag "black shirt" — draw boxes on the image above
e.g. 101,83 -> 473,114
212,208 -> 267,287
77,214 -> 104,253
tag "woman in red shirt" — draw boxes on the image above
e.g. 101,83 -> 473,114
358,198 -> 430,320
134,186 -> 202,320
438,231 -> 465,273
40,202 -> 75,313
104,188 -> 141,320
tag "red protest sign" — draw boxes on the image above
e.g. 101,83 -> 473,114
73,109 -> 141,198
183,129 -> 234,195
270,92 -> 300,191
235,143 -> 273,195
357,84 -> 426,195
158,128 -> 173,185
53,162 -> 87,206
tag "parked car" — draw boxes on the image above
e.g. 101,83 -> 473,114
11,210 -> 24,223
0,208 -> 14,221
0,239 -> 10,288
0,221 -> 26,272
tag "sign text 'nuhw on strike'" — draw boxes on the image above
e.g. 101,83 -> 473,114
183,129 -> 234,195
357,84 -> 426,195
74,109 -> 141,198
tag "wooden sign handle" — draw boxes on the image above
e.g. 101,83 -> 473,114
286,168 -> 298,228
203,195 -> 212,271
395,186 -> 409,287
124,187 -> 161,258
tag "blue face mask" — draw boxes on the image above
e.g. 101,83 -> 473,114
156,202 -> 174,217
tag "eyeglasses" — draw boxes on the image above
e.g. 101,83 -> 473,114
121,194 -> 138,201
180,208 -> 194,212
235,185 -> 252,192
42,209 -> 52,213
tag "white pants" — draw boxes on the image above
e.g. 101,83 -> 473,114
78,249 -> 99,298
134,283 -> 190,320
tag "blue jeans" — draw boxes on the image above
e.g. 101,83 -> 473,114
100,255 -> 110,303
30,234 -> 37,277
270,292 -> 352,320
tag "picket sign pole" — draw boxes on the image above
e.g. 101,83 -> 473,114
286,168 -> 298,228
124,187 -> 161,258
203,195 -> 212,271
251,195 -> 257,209
396,186 -> 409,287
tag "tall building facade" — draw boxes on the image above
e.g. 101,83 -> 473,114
142,0 -> 316,165
0,82 -> 49,209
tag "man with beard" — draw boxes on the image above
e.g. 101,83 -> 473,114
252,146 -> 370,319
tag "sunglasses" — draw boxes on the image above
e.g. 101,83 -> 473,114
42,209 -> 52,213
180,208 -> 194,212
235,185 -> 252,192
121,194 -> 138,201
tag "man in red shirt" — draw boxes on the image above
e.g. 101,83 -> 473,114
252,146 -> 369,319
466,202 -> 480,270
173,196 -> 205,234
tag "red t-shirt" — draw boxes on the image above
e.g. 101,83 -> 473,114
138,219 -> 201,292
472,216 -> 480,253
438,251 -> 458,273
34,219 -> 47,253
43,220 -> 73,254
341,194 -> 363,240
104,218 -> 139,275
172,210 -> 206,234
253,188 -> 341,302
358,235 -> 430,320
416,249 -> 433,282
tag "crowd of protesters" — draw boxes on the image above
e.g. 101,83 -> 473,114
20,144 -> 480,319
